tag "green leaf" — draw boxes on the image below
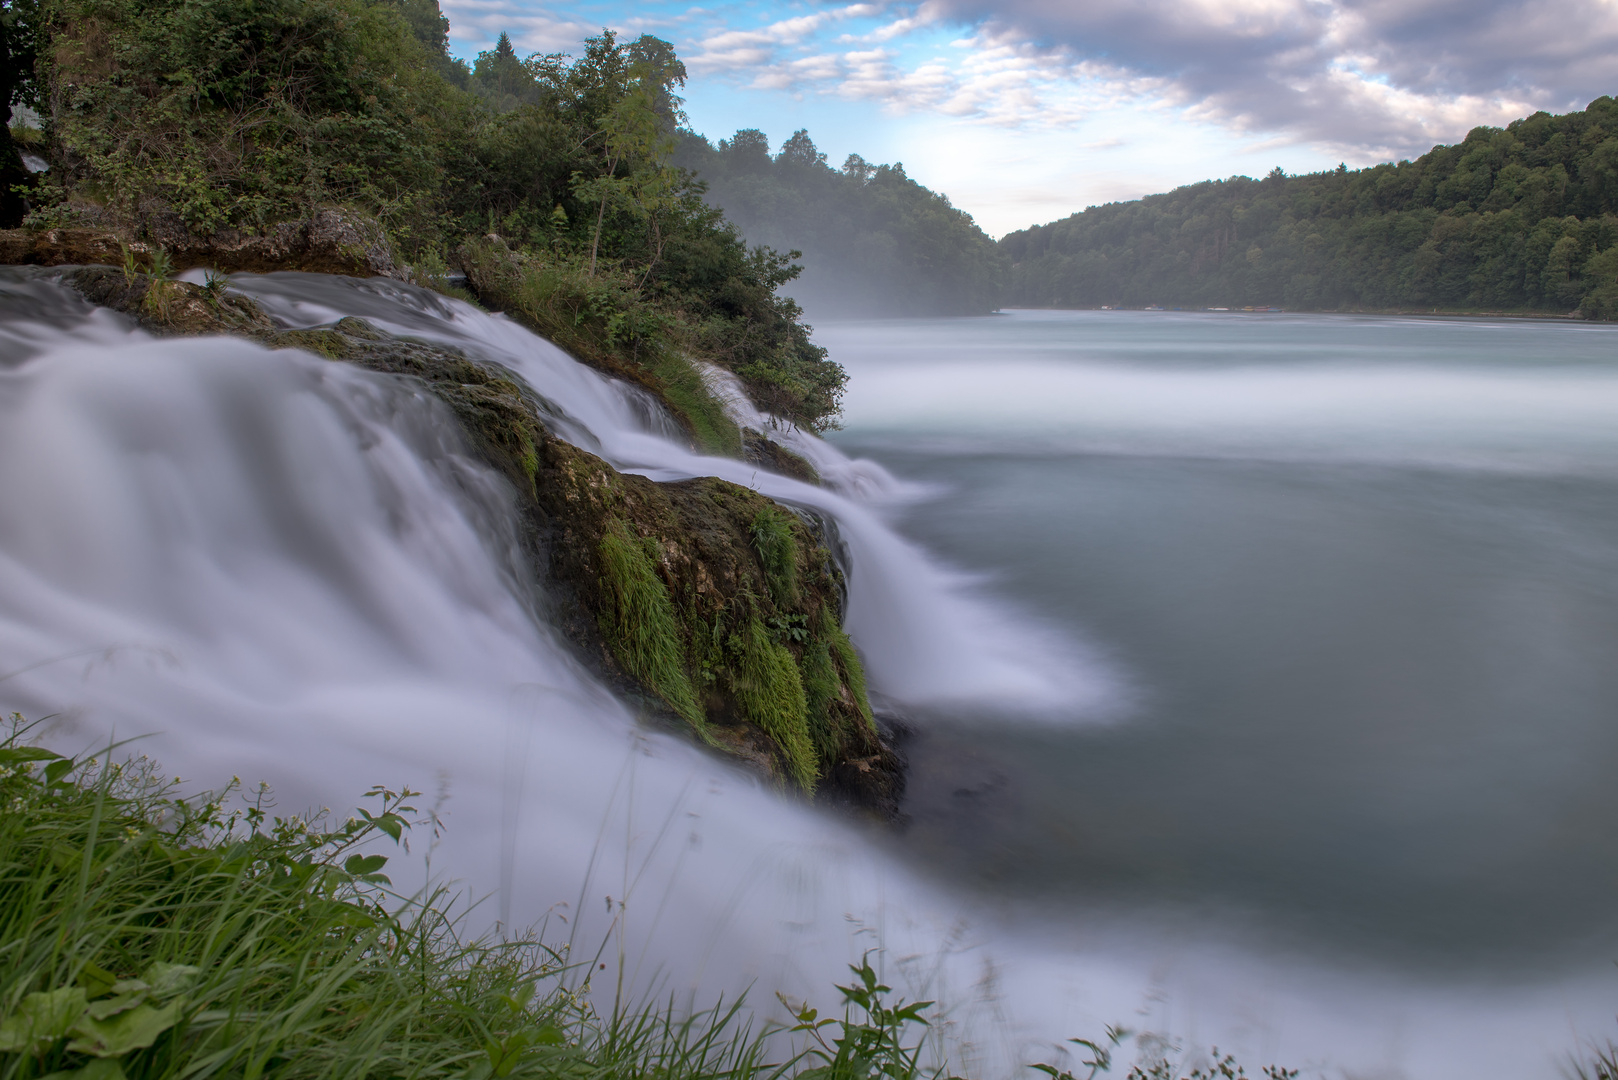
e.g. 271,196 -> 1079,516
40,1059 -> 129,1080
0,746 -> 62,764
85,991 -> 148,1021
76,963 -> 118,1000
0,987 -> 89,1052
44,757 -> 75,784
68,999 -> 183,1056
143,962 -> 200,999
344,854 -> 388,875
486,1032 -> 532,1077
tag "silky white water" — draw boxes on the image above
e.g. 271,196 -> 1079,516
0,273 -> 1610,1079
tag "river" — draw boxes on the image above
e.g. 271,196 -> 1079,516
1,276 -> 1613,1078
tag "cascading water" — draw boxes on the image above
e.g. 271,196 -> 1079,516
0,269 -> 1611,1080
217,271 -> 1117,716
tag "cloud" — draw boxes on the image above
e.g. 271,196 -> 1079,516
485,0 -> 1618,165
687,5 -> 881,73
919,0 -> 1618,155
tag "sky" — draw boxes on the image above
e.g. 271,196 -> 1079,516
437,0 -> 1618,238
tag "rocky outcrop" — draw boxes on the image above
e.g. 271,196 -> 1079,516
1,209 -> 401,278
61,267 -> 904,818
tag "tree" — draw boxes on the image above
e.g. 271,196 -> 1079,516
473,32 -> 533,107
0,0 -> 40,227
567,33 -> 686,275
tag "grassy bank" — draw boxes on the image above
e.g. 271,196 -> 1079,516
0,720 -> 956,1080
0,717 -> 1327,1080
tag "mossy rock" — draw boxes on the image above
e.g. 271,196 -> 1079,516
64,270 -> 904,817
529,437 -> 900,811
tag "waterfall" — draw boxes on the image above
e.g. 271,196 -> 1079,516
0,267 -> 1097,1066
0,268 -> 1598,1080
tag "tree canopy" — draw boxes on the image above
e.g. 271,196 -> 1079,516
1001,98 -> 1618,317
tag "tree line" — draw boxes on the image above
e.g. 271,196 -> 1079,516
1000,97 -> 1618,317
673,128 -> 1005,317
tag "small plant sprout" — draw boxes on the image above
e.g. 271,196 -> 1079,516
1031,1027 -> 1129,1080
201,269 -> 228,306
781,953 -> 944,1080
146,246 -> 173,283
140,247 -> 176,317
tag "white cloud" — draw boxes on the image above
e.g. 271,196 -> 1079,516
674,0 -> 1618,164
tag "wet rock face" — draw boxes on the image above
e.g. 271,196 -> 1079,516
59,266 -> 905,819
1,209 -> 401,278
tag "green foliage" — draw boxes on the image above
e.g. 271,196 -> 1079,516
749,507 -> 799,608
781,955 -> 941,1080
1001,97 -> 1618,317
798,638 -> 841,760
674,130 -> 1004,317
651,351 -> 741,457
597,520 -> 704,730
0,0 -> 42,226
729,615 -> 816,791
27,0 -> 847,428
0,720 -> 779,1080
823,615 -> 874,736
41,0 -> 467,238
1031,1027 -> 1298,1080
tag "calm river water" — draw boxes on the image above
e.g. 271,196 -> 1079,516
820,307 -> 1618,1058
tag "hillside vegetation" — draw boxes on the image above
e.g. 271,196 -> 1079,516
0,0 -> 844,431
1001,97 -> 1618,317
674,129 -> 1004,317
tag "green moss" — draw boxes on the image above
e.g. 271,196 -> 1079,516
825,615 -> 876,735
748,507 -> 800,608
274,328 -> 350,359
651,353 -> 742,457
597,520 -> 702,730
799,636 -> 841,760
730,616 -> 816,791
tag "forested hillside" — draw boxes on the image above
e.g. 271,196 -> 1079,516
674,129 -> 1004,316
0,0 -> 845,429
1002,98 -> 1618,317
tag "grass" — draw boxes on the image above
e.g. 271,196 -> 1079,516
729,617 -> 817,792
597,519 -> 704,730
820,613 -> 875,737
0,724 -> 773,1080
457,240 -> 752,457
0,719 -> 968,1080
797,639 -> 841,761
649,353 -> 742,458
748,510 -> 800,610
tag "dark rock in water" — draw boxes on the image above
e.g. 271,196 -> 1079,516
743,429 -> 820,485
59,266 -> 904,819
